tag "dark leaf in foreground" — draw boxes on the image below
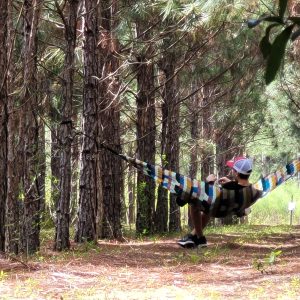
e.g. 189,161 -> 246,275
265,25 -> 294,85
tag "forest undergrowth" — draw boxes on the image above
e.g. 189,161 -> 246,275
0,225 -> 300,300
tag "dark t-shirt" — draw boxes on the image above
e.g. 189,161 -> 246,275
209,181 -> 262,218
221,181 -> 247,190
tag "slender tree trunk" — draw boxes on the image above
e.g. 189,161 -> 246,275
38,116 -> 46,219
55,0 -> 80,251
200,85 -> 214,178
189,83 -> 201,180
128,164 -> 136,225
155,48 -> 181,233
0,0 -> 8,252
45,77 -> 60,222
50,106 -> 60,215
155,187 -> 168,232
154,68 -> 168,233
187,82 -> 202,228
75,0 -> 101,243
5,0 -> 20,254
19,0 -> 43,254
161,56 -> 181,232
135,24 -> 156,234
215,103 -> 236,226
70,112 -> 79,222
98,0 -> 122,239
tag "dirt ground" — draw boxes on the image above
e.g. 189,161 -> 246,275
0,225 -> 300,300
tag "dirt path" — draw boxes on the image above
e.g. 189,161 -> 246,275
0,226 -> 300,299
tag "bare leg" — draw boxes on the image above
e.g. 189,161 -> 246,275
190,205 -> 210,237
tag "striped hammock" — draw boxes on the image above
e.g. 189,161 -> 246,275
122,154 -> 300,203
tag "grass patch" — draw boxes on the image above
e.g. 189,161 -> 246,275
205,224 -> 293,241
249,180 -> 300,225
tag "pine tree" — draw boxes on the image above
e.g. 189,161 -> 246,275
0,0 -> 8,252
75,0 -> 102,242
98,0 -> 123,239
55,0 -> 80,251
19,0 -> 44,254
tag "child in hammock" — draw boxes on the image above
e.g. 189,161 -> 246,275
177,157 -> 262,248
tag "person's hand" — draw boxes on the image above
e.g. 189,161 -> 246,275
206,174 -> 217,183
218,176 -> 231,184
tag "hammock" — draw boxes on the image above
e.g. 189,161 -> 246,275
121,153 -> 299,198
102,144 -> 300,215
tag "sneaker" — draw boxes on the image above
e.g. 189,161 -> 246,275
177,234 -> 196,248
194,235 -> 207,248
177,234 -> 207,248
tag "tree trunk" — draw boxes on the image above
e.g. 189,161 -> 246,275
155,186 -> 168,233
70,112 -> 79,222
154,73 -> 168,233
128,164 -> 136,225
18,0 -> 43,254
55,0 -> 79,251
199,84 -> 215,179
187,81 -> 202,228
98,0 -> 122,239
161,56 -> 181,233
38,115 -> 46,220
5,0 -> 20,254
0,0 -> 8,252
215,114 -> 236,226
155,53 -> 181,233
135,25 -> 156,234
50,104 -> 60,216
75,0 -> 101,243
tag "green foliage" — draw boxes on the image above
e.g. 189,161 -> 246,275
253,249 -> 282,273
249,181 -> 300,225
186,252 -> 202,264
160,0 -> 181,21
205,224 -> 293,240
247,80 -> 300,177
248,0 -> 300,84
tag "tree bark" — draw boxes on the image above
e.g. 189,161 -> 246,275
128,164 -> 136,225
5,0 -> 20,254
154,74 -> 168,233
155,53 -> 181,233
0,0 -> 8,252
70,112 -> 79,222
50,102 -> 60,216
199,84 -> 215,179
187,81 -> 202,228
161,55 -> 181,232
55,0 -> 80,251
75,0 -> 101,243
19,0 -> 43,254
135,24 -> 156,234
98,0 -> 122,239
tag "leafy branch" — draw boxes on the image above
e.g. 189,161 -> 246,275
248,0 -> 300,84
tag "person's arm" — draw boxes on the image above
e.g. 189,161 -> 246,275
218,176 -> 231,185
206,174 -> 217,184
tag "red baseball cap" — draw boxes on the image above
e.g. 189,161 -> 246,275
226,156 -> 246,168
226,156 -> 253,175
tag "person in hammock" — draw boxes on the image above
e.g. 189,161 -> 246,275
177,157 -> 262,248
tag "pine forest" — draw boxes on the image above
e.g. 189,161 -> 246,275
0,0 -> 300,260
